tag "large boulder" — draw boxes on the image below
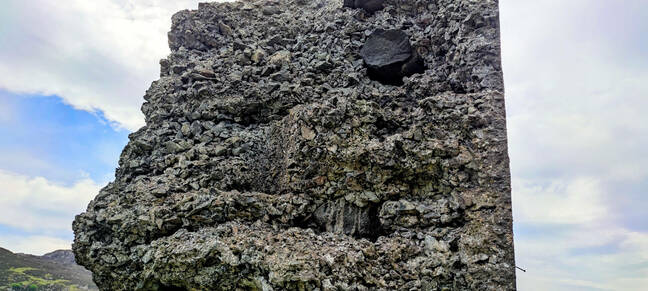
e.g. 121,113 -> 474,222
359,29 -> 425,85
343,0 -> 386,14
73,0 -> 515,290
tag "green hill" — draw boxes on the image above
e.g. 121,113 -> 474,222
0,248 -> 97,291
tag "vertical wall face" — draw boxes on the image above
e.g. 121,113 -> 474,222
73,0 -> 516,290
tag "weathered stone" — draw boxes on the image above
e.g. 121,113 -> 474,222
251,48 -> 266,64
218,21 -> 233,37
74,0 -> 516,290
268,50 -> 291,66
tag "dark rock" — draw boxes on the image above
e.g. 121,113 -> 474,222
360,30 -> 412,68
262,6 -> 281,15
344,0 -> 385,14
400,52 -> 425,78
360,29 -> 425,85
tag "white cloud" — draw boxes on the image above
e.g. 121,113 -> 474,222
0,170 -> 103,233
502,0 -> 648,180
501,0 -> 648,290
513,176 -> 648,290
514,224 -> 648,291
0,0 -> 205,130
0,235 -> 72,256
501,0 -> 648,223
513,177 -> 607,225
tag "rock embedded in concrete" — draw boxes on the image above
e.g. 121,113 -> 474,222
73,0 -> 516,290
344,0 -> 385,13
359,29 -> 425,85
360,29 -> 412,66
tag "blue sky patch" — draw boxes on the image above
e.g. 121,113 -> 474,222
0,89 -> 129,184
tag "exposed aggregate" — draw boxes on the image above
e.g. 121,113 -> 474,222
73,0 -> 516,290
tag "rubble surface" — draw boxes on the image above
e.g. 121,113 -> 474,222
73,0 -> 516,290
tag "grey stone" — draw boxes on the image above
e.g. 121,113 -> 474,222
251,49 -> 266,64
74,0 -> 516,290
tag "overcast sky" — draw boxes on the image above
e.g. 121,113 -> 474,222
0,0 -> 646,290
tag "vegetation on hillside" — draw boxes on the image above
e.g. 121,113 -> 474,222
0,248 -> 97,291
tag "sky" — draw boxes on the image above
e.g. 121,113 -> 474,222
0,0 -> 646,290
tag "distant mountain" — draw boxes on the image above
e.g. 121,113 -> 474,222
39,250 -> 76,266
0,247 -> 97,291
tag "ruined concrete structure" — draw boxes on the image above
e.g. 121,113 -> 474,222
73,0 -> 516,289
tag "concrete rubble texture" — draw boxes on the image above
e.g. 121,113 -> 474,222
73,0 -> 516,290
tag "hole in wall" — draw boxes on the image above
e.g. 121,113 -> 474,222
298,199 -> 385,242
